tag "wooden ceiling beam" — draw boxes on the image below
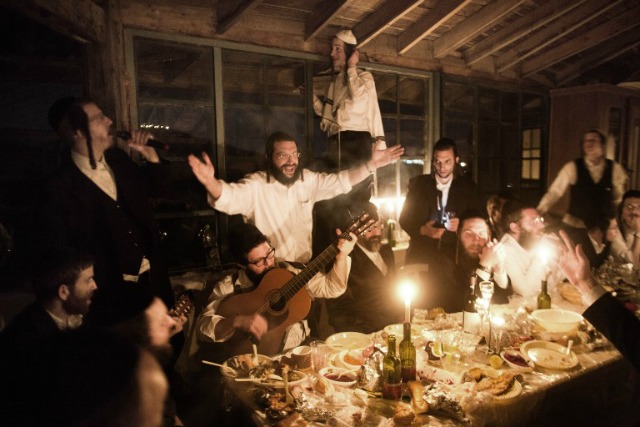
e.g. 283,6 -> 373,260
353,0 -> 424,48
496,0 -> 623,73
2,0 -> 105,43
555,29 -> 640,85
464,0 -> 588,66
521,5 -> 640,77
433,0 -> 528,59
217,0 -> 263,34
304,0 -> 349,41
397,0 -> 471,55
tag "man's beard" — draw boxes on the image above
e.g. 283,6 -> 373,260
360,236 -> 381,252
519,229 -> 540,249
271,163 -> 301,186
246,265 -> 275,285
62,294 -> 92,315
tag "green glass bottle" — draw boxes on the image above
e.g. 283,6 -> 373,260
386,219 -> 397,248
463,274 -> 479,334
382,335 -> 402,400
399,323 -> 416,382
537,279 -> 551,309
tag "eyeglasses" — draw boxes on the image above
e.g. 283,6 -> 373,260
273,152 -> 301,161
461,229 -> 488,240
247,246 -> 275,267
623,203 -> 640,211
88,112 -> 107,122
519,216 -> 544,225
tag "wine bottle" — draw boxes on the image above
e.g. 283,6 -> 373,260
382,335 -> 402,400
399,323 -> 416,382
386,219 -> 397,248
537,279 -> 551,309
463,274 -> 480,334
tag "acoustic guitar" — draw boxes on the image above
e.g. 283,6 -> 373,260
217,213 -> 375,356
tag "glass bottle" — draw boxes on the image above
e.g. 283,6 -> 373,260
537,279 -> 551,309
199,224 -> 221,268
399,323 -> 416,382
463,275 -> 480,334
386,219 -> 397,248
382,335 -> 402,400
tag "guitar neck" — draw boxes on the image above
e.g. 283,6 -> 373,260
278,244 -> 339,304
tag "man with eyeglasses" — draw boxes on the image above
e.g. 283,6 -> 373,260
537,129 -> 628,229
400,137 -> 481,265
618,190 -> 640,266
197,222 -> 355,353
500,199 -> 563,298
189,131 -> 402,263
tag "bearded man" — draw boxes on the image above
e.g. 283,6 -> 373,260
189,131 -> 402,263
326,202 -> 400,334
0,247 -> 96,346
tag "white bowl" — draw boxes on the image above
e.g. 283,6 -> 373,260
531,309 -> 583,333
318,366 -> 358,387
336,350 -> 365,370
325,332 -> 373,352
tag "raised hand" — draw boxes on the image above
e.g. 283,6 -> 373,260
370,140 -> 404,169
558,230 -> 596,293
188,152 -> 223,199
126,130 -> 160,163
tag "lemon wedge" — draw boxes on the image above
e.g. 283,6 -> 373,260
489,354 -> 503,369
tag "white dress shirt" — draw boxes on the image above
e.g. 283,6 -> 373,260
210,169 -> 352,263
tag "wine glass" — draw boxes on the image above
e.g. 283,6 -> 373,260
479,280 -> 494,301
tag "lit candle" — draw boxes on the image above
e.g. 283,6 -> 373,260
491,315 -> 505,353
398,280 -> 416,323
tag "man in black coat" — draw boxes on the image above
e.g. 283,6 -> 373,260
41,98 -> 174,308
0,247 -> 96,348
400,137 -> 481,265
327,203 -> 401,333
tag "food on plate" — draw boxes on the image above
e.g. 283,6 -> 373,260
407,380 -> 429,414
226,355 -> 304,385
502,351 -> 529,368
252,389 -> 297,421
464,369 -> 522,396
343,350 -> 365,366
423,383 -> 468,422
488,354 -> 503,369
392,402 -> 415,425
429,307 -> 445,320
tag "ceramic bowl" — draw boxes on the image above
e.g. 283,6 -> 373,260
531,309 -> 583,333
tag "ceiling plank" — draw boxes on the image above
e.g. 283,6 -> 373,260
555,29 -> 640,85
3,0 -> 105,43
304,0 -> 349,41
521,5 -> 640,77
496,0 -> 624,73
353,0 -> 424,48
464,0 -> 588,66
217,0 -> 263,34
398,0 -> 471,55
433,0 -> 528,59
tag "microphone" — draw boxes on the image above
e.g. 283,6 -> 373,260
116,130 -> 170,151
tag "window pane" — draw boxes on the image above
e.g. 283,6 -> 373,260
531,159 -> 540,180
444,82 -> 474,119
374,72 -> 397,115
399,118 -> 425,157
522,160 -> 530,179
479,88 -> 499,120
266,58 -> 305,108
399,77 -> 425,116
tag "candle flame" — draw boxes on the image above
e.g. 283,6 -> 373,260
398,279 -> 417,303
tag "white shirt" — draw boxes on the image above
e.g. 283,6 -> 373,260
537,158 -> 628,228
197,258 -> 350,351
314,67 -> 385,139
500,234 -> 563,298
435,177 -> 452,211
210,169 -> 352,263
45,309 -> 83,330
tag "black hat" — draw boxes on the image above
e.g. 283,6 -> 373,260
89,284 -> 154,328
228,223 -> 269,264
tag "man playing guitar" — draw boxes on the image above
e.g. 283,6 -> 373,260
197,223 -> 356,354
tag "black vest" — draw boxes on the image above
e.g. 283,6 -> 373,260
569,159 -> 614,223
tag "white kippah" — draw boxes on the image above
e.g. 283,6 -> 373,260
335,29 -> 357,45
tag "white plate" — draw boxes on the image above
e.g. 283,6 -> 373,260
326,332 -> 373,352
494,380 -> 523,400
520,340 -> 579,370
319,366 -> 358,387
221,354 -> 272,378
500,349 -> 534,372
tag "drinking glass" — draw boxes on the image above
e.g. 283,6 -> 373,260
310,340 -> 329,372
479,280 -> 494,301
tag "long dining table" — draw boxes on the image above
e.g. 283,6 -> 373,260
219,303 -> 640,427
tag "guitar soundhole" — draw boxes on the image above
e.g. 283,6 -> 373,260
268,293 -> 287,313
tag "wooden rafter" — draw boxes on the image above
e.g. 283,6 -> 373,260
304,0 -> 349,41
353,0 -> 424,48
496,0 -> 624,73
556,29 -> 640,85
3,0 -> 105,43
217,0 -> 263,34
398,0 -> 471,55
521,5 -> 640,77
433,0 -> 527,59
464,0 -> 588,66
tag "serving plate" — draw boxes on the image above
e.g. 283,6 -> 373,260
326,332 -> 373,352
500,349 -> 534,372
221,354 -> 307,387
494,380 -> 523,401
520,340 -> 579,370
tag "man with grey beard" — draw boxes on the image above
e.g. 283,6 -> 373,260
326,203 -> 401,333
